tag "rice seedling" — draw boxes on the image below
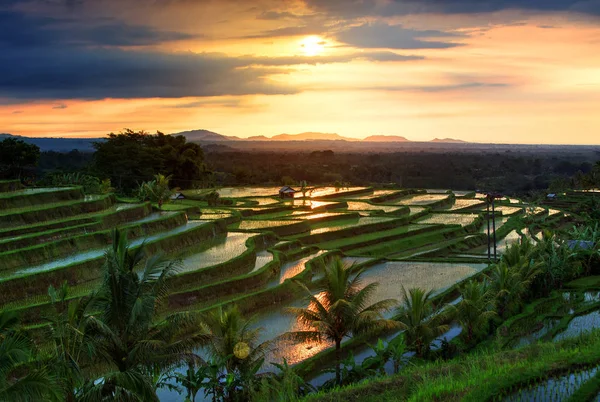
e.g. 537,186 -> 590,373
555,311 -> 600,341
447,199 -> 486,211
310,217 -> 397,235
178,232 -> 254,274
232,219 -> 303,231
346,201 -> 405,214
416,213 -> 479,227
503,366 -> 599,401
392,194 -> 450,206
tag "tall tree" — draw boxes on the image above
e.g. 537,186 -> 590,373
0,137 -> 40,179
286,257 -> 397,385
81,229 -> 209,401
93,130 -> 209,192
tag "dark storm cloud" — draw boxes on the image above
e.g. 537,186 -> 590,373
0,46 -> 419,100
0,47 -> 299,100
336,23 -> 464,49
0,5 -> 422,101
0,10 -> 196,48
303,0 -> 600,16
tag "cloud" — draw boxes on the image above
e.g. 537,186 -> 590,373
303,0 -> 600,17
162,99 -> 245,109
0,5 -> 423,101
0,43 -> 422,100
311,80 -> 511,93
245,51 -> 423,65
240,25 -> 323,39
0,10 -> 197,48
52,104 -> 68,109
0,47 -> 300,100
336,23 -> 464,49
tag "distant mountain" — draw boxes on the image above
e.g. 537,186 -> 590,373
431,138 -> 467,143
245,135 -> 269,141
171,129 -> 238,141
363,135 -> 409,142
0,133 -> 20,139
270,132 -> 357,141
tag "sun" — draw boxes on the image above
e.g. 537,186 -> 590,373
300,35 -> 325,56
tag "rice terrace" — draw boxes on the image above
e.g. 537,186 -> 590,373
3,0 -> 600,399
2,160 -> 600,401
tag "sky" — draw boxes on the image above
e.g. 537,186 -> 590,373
1,0 -> 600,144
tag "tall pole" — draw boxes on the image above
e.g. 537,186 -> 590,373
492,198 -> 497,261
487,200 -> 491,261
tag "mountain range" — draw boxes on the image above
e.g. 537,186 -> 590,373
169,129 -> 460,143
0,130 -> 467,152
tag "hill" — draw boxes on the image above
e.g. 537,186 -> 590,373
431,137 -> 467,143
171,129 -> 238,141
270,132 -> 356,141
363,135 -> 409,142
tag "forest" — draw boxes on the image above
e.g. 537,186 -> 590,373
2,131 -> 598,197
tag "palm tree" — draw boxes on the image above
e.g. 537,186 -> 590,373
139,173 -> 173,209
395,287 -> 450,357
201,305 -> 268,400
451,280 -> 496,345
0,310 -> 60,401
45,282 -> 95,402
488,262 -> 525,319
286,257 -> 398,385
81,229 -> 209,401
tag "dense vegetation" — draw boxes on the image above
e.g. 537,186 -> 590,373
2,129 -> 600,401
25,136 -> 600,198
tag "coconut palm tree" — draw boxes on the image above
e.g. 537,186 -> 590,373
488,262 -> 525,319
286,257 -> 398,385
0,310 -> 61,401
395,287 -> 450,357
202,305 -> 268,400
139,173 -> 173,209
451,280 -> 496,345
81,229 -> 209,401
45,282 -> 96,402
202,305 -> 266,372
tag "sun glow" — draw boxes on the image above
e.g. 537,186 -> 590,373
300,35 -> 325,56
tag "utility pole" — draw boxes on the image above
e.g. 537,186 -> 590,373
492,196 -> 497,260
487,200 -> 491,261
486,192 -> 502,262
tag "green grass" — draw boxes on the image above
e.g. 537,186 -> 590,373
347,226 -> 464,257
0,211 -> 188,271
0,186 -> 83,209
303,331 -> 600,402
0,203 -> 150,252
315,224 -> 440,251
0,194 -> 115,226
566,276 -> 600,289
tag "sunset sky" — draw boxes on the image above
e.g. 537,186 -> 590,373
1,0 -> 600,144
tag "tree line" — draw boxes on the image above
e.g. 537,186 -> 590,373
2,130 -> 599,197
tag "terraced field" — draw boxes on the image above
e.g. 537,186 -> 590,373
0,184 -> 568,401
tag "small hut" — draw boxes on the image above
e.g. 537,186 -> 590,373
279,186 -> 296,199
170,192 -> 186,201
